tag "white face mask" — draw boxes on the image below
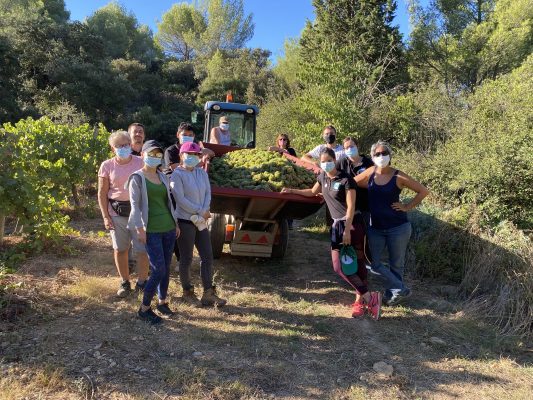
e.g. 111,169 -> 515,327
373,155 -> 391,168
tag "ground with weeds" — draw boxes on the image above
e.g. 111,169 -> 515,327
1,214 -> 532,400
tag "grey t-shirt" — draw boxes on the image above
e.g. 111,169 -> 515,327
317,170 -> 357,220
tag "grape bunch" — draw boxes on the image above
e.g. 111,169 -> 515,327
209,149 -> 316,192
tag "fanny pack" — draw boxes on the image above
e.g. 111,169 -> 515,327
109,199 -> 131,217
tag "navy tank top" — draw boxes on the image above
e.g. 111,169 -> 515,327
368,169 -> 408,229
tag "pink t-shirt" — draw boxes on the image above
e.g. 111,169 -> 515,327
98,156 -> 144,216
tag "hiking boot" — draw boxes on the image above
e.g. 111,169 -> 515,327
201,286 -> 227,307
117,280 -> 132,297
367,291 -> 382,320
138,307 -> 162,325
156,303 -> 174,316
351,300 -> 366,318
181,287 -> 202,308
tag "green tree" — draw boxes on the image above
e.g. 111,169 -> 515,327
199,0 -> 254,56
407,0 -> 531,89
196,48 -> 273,105
257,0 -> 407,152
85,1 -> 157,62
156,3 -> 206,60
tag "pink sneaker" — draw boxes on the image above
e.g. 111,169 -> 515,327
367,292 -> 382,320
351,301 -> 366,318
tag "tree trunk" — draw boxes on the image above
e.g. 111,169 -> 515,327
0,212 -> 5,245
72,184 -> 80,207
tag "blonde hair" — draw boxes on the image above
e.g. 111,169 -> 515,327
108,130 -> 130,147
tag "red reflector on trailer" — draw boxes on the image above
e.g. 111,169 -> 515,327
256,235 -> 268,244
241,234 -> 251,243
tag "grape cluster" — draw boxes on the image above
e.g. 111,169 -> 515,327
209,149 -> 316,192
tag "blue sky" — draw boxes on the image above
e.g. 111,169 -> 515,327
64,0 -> 415,60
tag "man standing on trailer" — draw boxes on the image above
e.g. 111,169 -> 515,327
301,125 -> 345,164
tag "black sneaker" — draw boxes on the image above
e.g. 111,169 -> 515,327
117,280 -> 132,298
156,303 -> 174,316
138,307 -> 162,324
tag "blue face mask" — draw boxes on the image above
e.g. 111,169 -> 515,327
345,146 -> 358,158
180,135 -> 194,144
115,146 -> 131,159
144,155 -> 162,168
321,161 -> 335,173
220,123 -> 229,131
183,154 -> 200,168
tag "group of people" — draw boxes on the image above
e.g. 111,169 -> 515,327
98,120 -> 428,324
281,125 -> 428,320
98,123 -> 226,325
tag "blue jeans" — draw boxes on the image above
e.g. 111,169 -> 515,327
367,222 -> 412,299
142,229 -> 176,307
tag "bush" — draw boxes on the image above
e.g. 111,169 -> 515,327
395,55 -> 533,229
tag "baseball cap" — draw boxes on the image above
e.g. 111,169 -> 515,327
179,142 -> 202,154
219,116 -> 229,123
142,140 -> 163,154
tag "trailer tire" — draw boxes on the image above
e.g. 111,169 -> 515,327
271,219 -> 289,259
209,213 -> 226,259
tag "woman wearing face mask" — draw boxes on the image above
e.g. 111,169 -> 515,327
336,137 -> 374,273
282,148 -> 382,320
268,133 -> 297,157
128,140 -> 180,325
210,116 -> 231,146
98,130 -> 149,297
170,142 -> 227,307
355,140 -> 429,306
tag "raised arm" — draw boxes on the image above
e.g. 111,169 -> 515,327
354,167 -> 375,188
281,181 -> 322,197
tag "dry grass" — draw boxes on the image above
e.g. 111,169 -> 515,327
1,215 -> 532,399
461,222 -> 533,338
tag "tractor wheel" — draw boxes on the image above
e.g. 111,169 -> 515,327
209,213 -> 226,259
271,219 -> 289,259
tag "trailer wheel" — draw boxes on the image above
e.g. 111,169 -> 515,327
209,213 -> 226,259
271,219 -> 289,259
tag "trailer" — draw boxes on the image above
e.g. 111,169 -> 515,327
204,143 -> 324,259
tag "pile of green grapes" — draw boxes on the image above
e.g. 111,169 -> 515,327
209,149 -> 316,191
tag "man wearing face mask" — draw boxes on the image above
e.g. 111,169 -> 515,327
128,123 -> 146,156
209,116 -> 232,145
164,122 -> 215,172
98,131 -> 149,297
301,125 -> 345,165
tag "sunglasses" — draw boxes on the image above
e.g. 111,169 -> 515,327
148,151 -> 163,158
278,138 -> 288,142
374,151 -> 390,157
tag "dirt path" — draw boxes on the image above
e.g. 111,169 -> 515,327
1,216 -> 532,399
